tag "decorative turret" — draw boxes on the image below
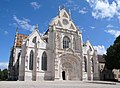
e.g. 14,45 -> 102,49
16,27 -> 18,35
14,27 -> 19,47
13,27 -> 28,47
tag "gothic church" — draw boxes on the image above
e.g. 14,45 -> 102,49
8,7 -> 99,81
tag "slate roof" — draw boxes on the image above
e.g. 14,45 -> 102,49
97,55 -> 105,63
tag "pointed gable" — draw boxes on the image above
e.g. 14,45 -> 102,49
70,24 -> 75,30
63,12 -> 68,18
49,7 -> 80,31
57,20 -> 62,27
25,29 -> 46,48
86,39 -> 94,52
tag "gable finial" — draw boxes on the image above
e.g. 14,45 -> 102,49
62,5 -> 65,9
58,5 -> 60,16
69,9 -> 71,20
86,35 -> 89,41
35,24 -> 39,30
59,5 -> 60,12
69,9 -> 71,16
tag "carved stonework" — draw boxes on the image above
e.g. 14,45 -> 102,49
56,34 -> 61,48
8,7 -> 99,81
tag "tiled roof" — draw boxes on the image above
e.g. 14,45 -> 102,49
16,34 -> 27,47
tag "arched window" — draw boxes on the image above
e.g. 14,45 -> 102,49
17,52 -> 21,60
17,52 -> 21,68
29,50 -> 34,70
42,52 -> 47,70
32,36 -> 37,43
84,56 -> 87,72
89,46 -> 92,51
63,36 -> 70,48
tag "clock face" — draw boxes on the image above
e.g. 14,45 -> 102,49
62,19 -> 68,25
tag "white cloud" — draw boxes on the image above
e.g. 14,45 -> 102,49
106,24 -> 113,28
79,8 -> 87,14
65,0 -> 79,11
77,25 -> 85,32
13,15 -> 35,32
4,31 -> 8,35
94,45 -> 106,55
66,0 -> 87,14
105,29 -> 120,37
90,26 -> 95,29
30,2 -> 41,10
86,0 -> 120,19
0,62 -> 8,70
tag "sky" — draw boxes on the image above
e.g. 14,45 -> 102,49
0,0 -> 120,69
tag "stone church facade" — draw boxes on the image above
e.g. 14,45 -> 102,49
8,7 -> 99,81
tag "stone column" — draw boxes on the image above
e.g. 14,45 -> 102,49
66,69 -> 69,80
80,55 -> 83,81
19,41 -> 27,81
93,50 -> 99,80
54,31 -> 60,80
32,43 -> 38,81
59,64 -> 63,80
79,33 -> 83,81
87,50 -> 91,80
54,57 -> 60,80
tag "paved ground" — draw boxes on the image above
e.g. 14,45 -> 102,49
0,81 -> 120,88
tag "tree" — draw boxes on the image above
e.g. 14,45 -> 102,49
2,69 -> 8,80
105,35 -> 120,70
0,69 -> 8,81
0,69 -> 1,79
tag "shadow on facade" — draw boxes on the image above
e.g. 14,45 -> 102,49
100,67 -> 118,82
98,55 -> 118,82
8,52 -> 20,81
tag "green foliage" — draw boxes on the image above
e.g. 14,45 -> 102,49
0,69 -> 8,81
105,35 -> 120,70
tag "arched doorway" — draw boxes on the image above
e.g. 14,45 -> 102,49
60,54 -> 81,81
62,62 -> 72,80
62,71 -> 65,80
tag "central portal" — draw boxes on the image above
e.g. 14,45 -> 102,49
62,71 -> 66,80
61,62 -> 74,80
60,54 -> 81,80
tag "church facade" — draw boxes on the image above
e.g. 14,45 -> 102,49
8,7 -> 99,81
